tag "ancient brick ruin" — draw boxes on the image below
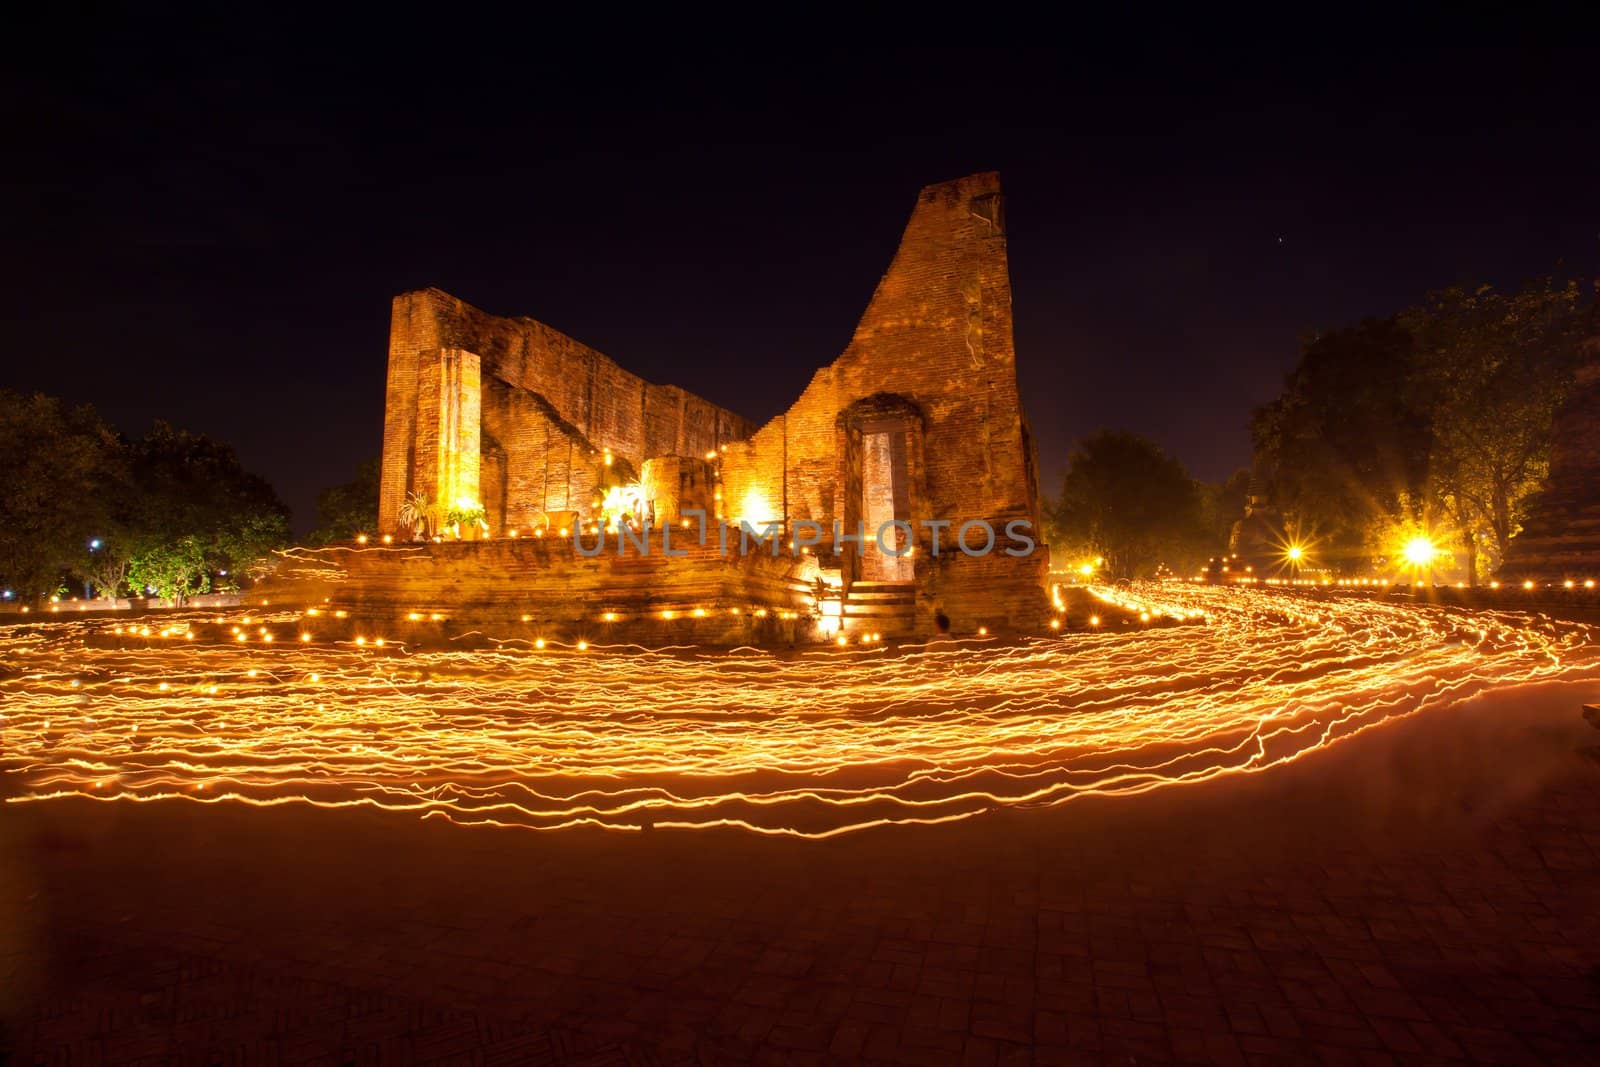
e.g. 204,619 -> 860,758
377,290 -> 755,539
290,172 -> 1049,641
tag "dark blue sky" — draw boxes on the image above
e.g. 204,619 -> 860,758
6,25 -> 1596,530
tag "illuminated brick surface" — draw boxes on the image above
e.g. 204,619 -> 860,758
374,174 -> 1050,639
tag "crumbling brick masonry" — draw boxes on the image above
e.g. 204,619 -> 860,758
375,172 -> 1049,636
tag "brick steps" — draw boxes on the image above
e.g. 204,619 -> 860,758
842,581 -> 917,637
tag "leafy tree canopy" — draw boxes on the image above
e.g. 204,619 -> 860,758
305,458 -> 379,546
1049,431 -> 1209,579
1253,276 -> 1588,581
0,391 -> 124,598
0,398 -> 291,602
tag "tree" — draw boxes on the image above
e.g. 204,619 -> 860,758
126,421 -> 290,588
1251,319 -> 1430,572
83,542 -> 133,600
306,458 -> 380,545
128,535 -> 210,604
0,391 -> 126,600
1404,279 -> 1585,580
1198,468 -> 1252,553
1049,431 -> 1208,579
0,397 -> 293,600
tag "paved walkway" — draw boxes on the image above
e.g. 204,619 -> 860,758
6,686 -> 1600,1065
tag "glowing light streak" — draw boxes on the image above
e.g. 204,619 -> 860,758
2,587 -> 1598,838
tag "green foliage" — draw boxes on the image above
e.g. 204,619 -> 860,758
1049,431 -> 1209,579
1198,469 -> 1252,553
83,542 -> 132,600
126,421 -> 291,584
1252,319 -> 1429,571
444,503 -> 488,531
0,398 -> 291,602
1403,279 -> 1585,580
306,458 -> 380,545
0,391 -> 125,599
128,535 -> 210,603
1253,276 -> 1587,581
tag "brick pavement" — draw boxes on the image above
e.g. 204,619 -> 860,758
5,688 -> 1600,1065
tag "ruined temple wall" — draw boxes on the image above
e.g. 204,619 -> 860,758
379,288 -> 754,533
480,381 -> 596,530
379,294 -> 444,534
721,173 -> 1036,529
717,172 -> 1046,626
427,291 -> 754,465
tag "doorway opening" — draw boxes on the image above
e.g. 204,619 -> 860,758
860,422 -> 913,582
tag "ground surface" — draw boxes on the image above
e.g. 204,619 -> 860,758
5,589 -> 1600,1064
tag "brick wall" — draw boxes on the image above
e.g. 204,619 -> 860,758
376,172 -> 1049,634
718,172 -> 1048,631
259,540 -> 818,646
379,290 -> 755,535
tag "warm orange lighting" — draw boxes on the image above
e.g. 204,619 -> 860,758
1401,536 -> 1438,568
4,583 -> 1600,840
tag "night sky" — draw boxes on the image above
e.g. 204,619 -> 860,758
7,26 -> 1597,532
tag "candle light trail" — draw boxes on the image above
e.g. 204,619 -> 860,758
2,586 -> 1597,838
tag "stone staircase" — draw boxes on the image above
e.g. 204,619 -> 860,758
842,580 -> 919,639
